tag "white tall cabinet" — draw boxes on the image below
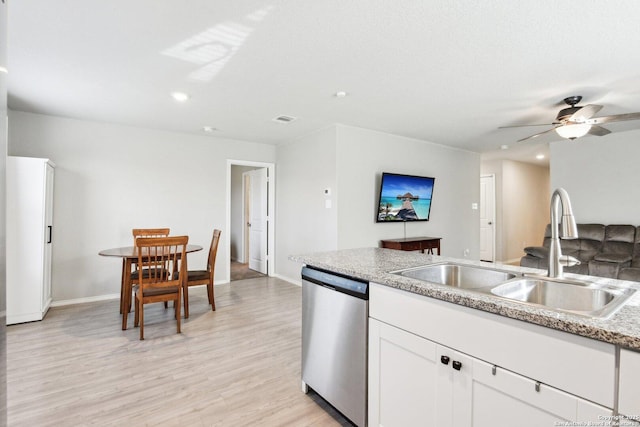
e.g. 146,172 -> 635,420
6,156 -> 55,325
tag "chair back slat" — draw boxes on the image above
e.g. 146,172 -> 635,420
132,228 -> 170,241
136,236 -> 188,292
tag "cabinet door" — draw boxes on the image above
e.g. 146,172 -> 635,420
470,358 -> 610,427
42,162 -> 54,311
436,345 -> 473,427
369,319 -> 440,427
620,348 -> 640,419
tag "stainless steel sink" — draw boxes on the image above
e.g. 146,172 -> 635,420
491,277 -> 635,318
394,263 -> 519,289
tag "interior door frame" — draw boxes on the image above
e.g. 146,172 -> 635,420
226,160 -> 275,282
480,174 -> 496,262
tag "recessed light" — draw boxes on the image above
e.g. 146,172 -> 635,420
335,91 -> 348,98
202,126 -> 217,133
536,154 -> 545,160
0,66 -> 7,74
171,92 -> 190,102
500,144 -> 509,150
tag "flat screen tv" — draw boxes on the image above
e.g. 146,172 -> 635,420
376,172 -> 435,222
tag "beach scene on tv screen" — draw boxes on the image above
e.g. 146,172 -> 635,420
378,174 -> 434,221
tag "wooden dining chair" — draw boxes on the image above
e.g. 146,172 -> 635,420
182,229 -> 221,318
133,235 -> 188,340
120,228 -> 170,314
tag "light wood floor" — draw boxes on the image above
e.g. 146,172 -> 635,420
230,262 -> 266,281
6,278 -> 352,426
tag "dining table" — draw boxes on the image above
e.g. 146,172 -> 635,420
99,244 -> 203,330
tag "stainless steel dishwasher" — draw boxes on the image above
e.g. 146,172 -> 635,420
301,266 -> 369,427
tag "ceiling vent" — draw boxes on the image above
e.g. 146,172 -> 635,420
272,115 -> 297,124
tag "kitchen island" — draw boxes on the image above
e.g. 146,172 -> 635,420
291,248 -> 640,426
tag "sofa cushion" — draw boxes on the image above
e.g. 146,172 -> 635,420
593,253 -> 633,263
601,224 -> 636,256
540,224 -> 604,263
619,267 -> 640,282
572,224 -> 605,262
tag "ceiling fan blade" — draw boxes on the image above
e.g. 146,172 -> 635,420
499,123 -> 555,129
517,126 -> 558,143
569,104 -> 602,122
587,112 -> 640,125
588,125 -> 611,136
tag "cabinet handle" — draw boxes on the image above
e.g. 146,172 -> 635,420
47,225 -> 52,244
535,381 -> 541,392
452,361 -> 462,371
440,355 -> 450,365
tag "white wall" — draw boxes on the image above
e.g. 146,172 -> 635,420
550,130 -> 640,224
276,126 -> 338,283
336,125 -> 481,259
8,111 -> 276,302
276,124 -> 481,284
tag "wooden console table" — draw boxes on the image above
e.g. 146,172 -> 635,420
380,236 -> 441,255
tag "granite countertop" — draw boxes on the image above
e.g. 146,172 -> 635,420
290,247 -> 640,350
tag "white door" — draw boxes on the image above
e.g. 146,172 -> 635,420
248,168 -> 268,274
43,162 -> 54,311
480,175 -> 495,262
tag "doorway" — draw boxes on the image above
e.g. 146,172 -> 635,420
480,174 -> 496,262
227,160 -> 275,282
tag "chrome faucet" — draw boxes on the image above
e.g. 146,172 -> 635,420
548,188 -> 580,278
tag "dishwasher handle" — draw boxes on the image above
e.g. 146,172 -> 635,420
302,266 -> 369,299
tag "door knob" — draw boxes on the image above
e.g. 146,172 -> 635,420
488,221 -> 493,225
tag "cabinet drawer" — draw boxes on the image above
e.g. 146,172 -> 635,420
381,241 -> 422,251
472,359 -> 610,424
370,283 -> 615,408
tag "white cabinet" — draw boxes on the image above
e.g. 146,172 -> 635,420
619,348 -> 640,423
6,156 -> 55,325
369,283 -> 614,426
368,318 -> 440,426
369,319 -> 610,427
469,358 -> 610,427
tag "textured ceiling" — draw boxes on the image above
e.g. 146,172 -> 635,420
7,1 -> 640,164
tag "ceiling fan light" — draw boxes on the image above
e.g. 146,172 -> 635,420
555,123 -> 591,140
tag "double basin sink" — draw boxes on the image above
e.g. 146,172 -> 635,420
393,262 -> 635,318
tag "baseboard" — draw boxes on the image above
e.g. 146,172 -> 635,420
51,293 -> 120,307
275,274 -> 301,286
50,281 -> 239,308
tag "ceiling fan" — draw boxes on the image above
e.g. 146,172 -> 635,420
500,95 -> 640,142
